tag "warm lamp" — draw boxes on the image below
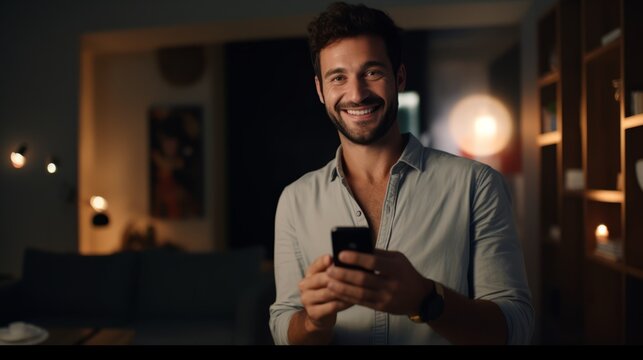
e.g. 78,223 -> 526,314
46,158 -> 58,174
448,95 -> 512,157
90,195 -> 110,227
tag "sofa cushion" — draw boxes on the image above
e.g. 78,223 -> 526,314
21,248 -> 137,323
136,247 -> 264,320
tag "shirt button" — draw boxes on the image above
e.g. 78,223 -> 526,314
356,210 -> 362,217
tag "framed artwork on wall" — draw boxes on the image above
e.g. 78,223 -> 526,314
149,105 -> 204,219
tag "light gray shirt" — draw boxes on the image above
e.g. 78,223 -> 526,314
269,134 -> 534,345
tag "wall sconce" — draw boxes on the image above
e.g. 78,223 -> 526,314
90,195 -> 110,226
46,157 -> 59,174
10,144 -> 28,169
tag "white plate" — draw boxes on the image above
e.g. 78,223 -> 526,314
0,323 -> 49,345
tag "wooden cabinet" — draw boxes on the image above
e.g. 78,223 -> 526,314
537,0 -> 583,344
580,0 -> 643,345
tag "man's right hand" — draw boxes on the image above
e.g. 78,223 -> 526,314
288,254 -> 352,344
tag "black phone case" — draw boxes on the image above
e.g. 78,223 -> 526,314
331,227 -> 373,271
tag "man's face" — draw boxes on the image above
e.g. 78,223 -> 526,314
315,35 -> 406,145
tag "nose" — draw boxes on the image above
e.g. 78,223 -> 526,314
345,77 -> 370,104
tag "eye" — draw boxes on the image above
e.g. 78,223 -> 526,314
330,75 -> 346,83
365,70 -> 384,79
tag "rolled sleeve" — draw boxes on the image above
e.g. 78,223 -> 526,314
471,166 -> 535,345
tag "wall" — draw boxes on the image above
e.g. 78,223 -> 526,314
425,27 -> 519,154
0,0 -> 529,276
79,47 -> 221,253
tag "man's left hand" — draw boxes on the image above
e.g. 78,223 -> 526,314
326,249 -> 434,315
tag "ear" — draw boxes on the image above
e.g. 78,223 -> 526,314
396,64 -> 407,92
315,76 -> 325,104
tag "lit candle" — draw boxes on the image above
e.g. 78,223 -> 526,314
595,224 -> 609,244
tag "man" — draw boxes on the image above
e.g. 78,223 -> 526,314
269,2 -> 533,345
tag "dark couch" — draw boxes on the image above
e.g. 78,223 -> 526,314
0,247 -> 275,345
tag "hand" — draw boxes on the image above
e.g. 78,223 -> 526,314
299,254 -> 353,332
326,249 -> 433,315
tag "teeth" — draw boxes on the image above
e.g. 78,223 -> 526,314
346,108 -> 375,116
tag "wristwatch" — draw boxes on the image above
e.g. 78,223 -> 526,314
409,281 -> 445,323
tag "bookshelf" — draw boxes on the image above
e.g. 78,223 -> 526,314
581,0 -> 643,344
537,0 -> 583,344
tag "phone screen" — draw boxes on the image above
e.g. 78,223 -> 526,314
331,227 -> 374,271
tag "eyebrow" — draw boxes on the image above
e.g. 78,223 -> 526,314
322,61 -> 389,80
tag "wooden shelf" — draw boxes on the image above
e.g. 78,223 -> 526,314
539,71 -> 560,87
627,266 -> 643,281
587,252 -> 626,273
586,190 -> 624,203
624,114 -> 643,129
538,131 -> 561,146
584,36 -> 621,63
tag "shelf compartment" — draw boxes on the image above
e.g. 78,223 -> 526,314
540,83 -> 559,134
584,37 -> 621,63
582,0 -> 622,54
538,6 -> 559,77
584,260 -> 623,344
623,0 -> 643,118
584,46 -> 621,190
625,126 -> 643,272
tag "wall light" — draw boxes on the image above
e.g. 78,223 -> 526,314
10,144 -> 28,169
448,95 -> 512,157
90,195 -> 110,226
46,158 -> 59,174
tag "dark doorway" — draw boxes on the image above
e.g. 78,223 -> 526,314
224,38 -> 339,257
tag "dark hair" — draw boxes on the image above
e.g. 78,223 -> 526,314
307,2 -> 403,79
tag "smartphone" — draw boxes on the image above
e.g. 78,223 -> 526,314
331,226 -> 374,271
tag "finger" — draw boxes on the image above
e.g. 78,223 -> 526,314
327,266 -> 386,290
301,287 -> 340,306
362,249 -> 402,275
373,249 -> 398,258
337,251 -> 377,271
305,254 -> 332,278
299,272 -> 330,291
307,300 -> 353,319
327,278 -> 381,304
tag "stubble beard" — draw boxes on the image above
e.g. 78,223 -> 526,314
327,96 -> 398,146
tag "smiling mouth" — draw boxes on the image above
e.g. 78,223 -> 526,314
342,105 -> 380,117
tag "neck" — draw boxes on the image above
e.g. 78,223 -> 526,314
340,128 -> 405,183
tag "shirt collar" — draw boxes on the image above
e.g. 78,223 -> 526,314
329,133 -> 425,182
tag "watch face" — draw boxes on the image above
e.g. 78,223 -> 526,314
423,295 -> 444,321
420,284 -> 445,321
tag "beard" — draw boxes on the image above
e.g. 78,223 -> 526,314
326,95 -> 398,145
